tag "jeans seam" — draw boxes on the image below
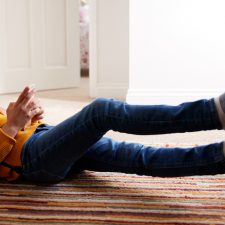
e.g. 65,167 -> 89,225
85,156 -> 225,171
107,112 -> 214,124
150,158 -> 225,169
84,143 -> 225,170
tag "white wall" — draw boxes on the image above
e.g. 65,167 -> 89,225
127,0 -> 225,105
89,0 -> 129,99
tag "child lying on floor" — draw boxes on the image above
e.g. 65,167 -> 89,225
0,85 -> 225,182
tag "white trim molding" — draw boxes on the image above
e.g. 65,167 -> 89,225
96,83 -> 128,99
89,0 -> 129,99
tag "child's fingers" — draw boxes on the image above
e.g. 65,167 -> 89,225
30,107 -> 44,119
15,86 -> 30,105
16,85 -> 36,106
20,89 -> 37,108
31,106 -> 45,121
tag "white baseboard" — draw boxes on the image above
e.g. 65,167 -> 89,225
90,84 -> 128,99
126,89 -> 223,105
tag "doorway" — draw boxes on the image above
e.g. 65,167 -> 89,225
79,0 -> 89,78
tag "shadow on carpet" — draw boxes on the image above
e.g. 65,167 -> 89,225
0,170 -> 225,224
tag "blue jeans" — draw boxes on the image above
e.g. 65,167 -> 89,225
21,98 -> 225,182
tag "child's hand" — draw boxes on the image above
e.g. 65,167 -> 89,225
2,85 -> 43,137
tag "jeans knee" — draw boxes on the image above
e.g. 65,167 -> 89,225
90,98 -> 111,114
92,97 -> 110,105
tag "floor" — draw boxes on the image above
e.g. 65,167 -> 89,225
0,77 -> 225,146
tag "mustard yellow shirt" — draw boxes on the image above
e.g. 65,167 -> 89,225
0,112 -> 43,181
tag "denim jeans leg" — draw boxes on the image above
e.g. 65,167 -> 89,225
74,137 -> 225,177
21,98 -> 223,182
90,97 -> 222,135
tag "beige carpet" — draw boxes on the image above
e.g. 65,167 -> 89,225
0,77 -> 225,146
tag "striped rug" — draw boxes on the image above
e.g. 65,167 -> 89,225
1,146 -> 225,224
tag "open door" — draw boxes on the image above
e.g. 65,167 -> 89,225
0,0 -> 80,94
